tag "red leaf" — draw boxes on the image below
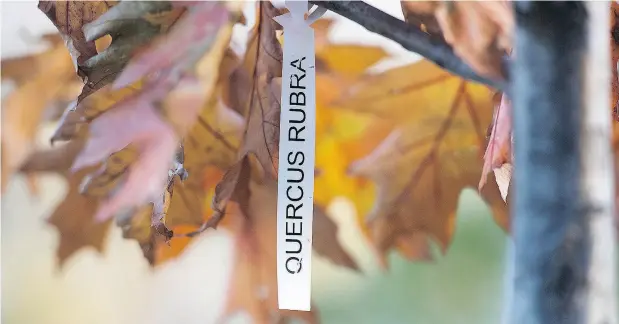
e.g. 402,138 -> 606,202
72,87 -> 178,222
479,93 -> 512,190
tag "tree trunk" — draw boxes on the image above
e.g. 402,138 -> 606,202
509,2 -> 588,324
509,2 -> 617,323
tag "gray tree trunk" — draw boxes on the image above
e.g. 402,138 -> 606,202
508,2 -> 617,323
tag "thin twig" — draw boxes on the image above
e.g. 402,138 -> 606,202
310,0 -> 507,92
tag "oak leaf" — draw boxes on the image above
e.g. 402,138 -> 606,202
48,167 -> 113,267
211,1 -> 283,228
312,20 -> 434,263
235,2 -> 283,174
19,142 -> 113,267
71,99 -> 178,223
41,0 -> 188,143
334,60 -> 508,266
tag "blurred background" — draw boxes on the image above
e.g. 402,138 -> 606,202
1,1 -> 509,323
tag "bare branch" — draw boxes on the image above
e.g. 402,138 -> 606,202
311,0 -> 507,91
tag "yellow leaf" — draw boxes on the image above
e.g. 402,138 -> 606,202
332,60 -> 507,266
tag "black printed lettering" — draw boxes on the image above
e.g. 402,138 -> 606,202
290,92 -> 306,106
289,107 -> 306,124
286,203 -> 303,219
286,221 -> 302,236
290,57 -> 306,73
286,257 -> 302,274
282,55 -> 313,276
288,126 -> 305,142
286,186 -> 303,202
290,73 -> 306,89
287,151 -> 305,165
287,168 -> 304,183
285,238 -> 302,254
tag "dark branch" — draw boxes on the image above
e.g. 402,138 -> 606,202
311,0 -> 507,92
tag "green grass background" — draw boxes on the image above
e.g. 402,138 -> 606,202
313,191 -> 508,324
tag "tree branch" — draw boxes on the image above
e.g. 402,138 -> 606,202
311,0 -> 507,92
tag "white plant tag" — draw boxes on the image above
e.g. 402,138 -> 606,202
273,0 -> 325,312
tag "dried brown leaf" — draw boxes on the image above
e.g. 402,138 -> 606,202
210,1 -> 283,228
401,1 -> 513,79
40,0 -> 185,101
48,167 -> 113,267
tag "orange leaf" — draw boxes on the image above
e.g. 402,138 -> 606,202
337,60 -> 507,266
